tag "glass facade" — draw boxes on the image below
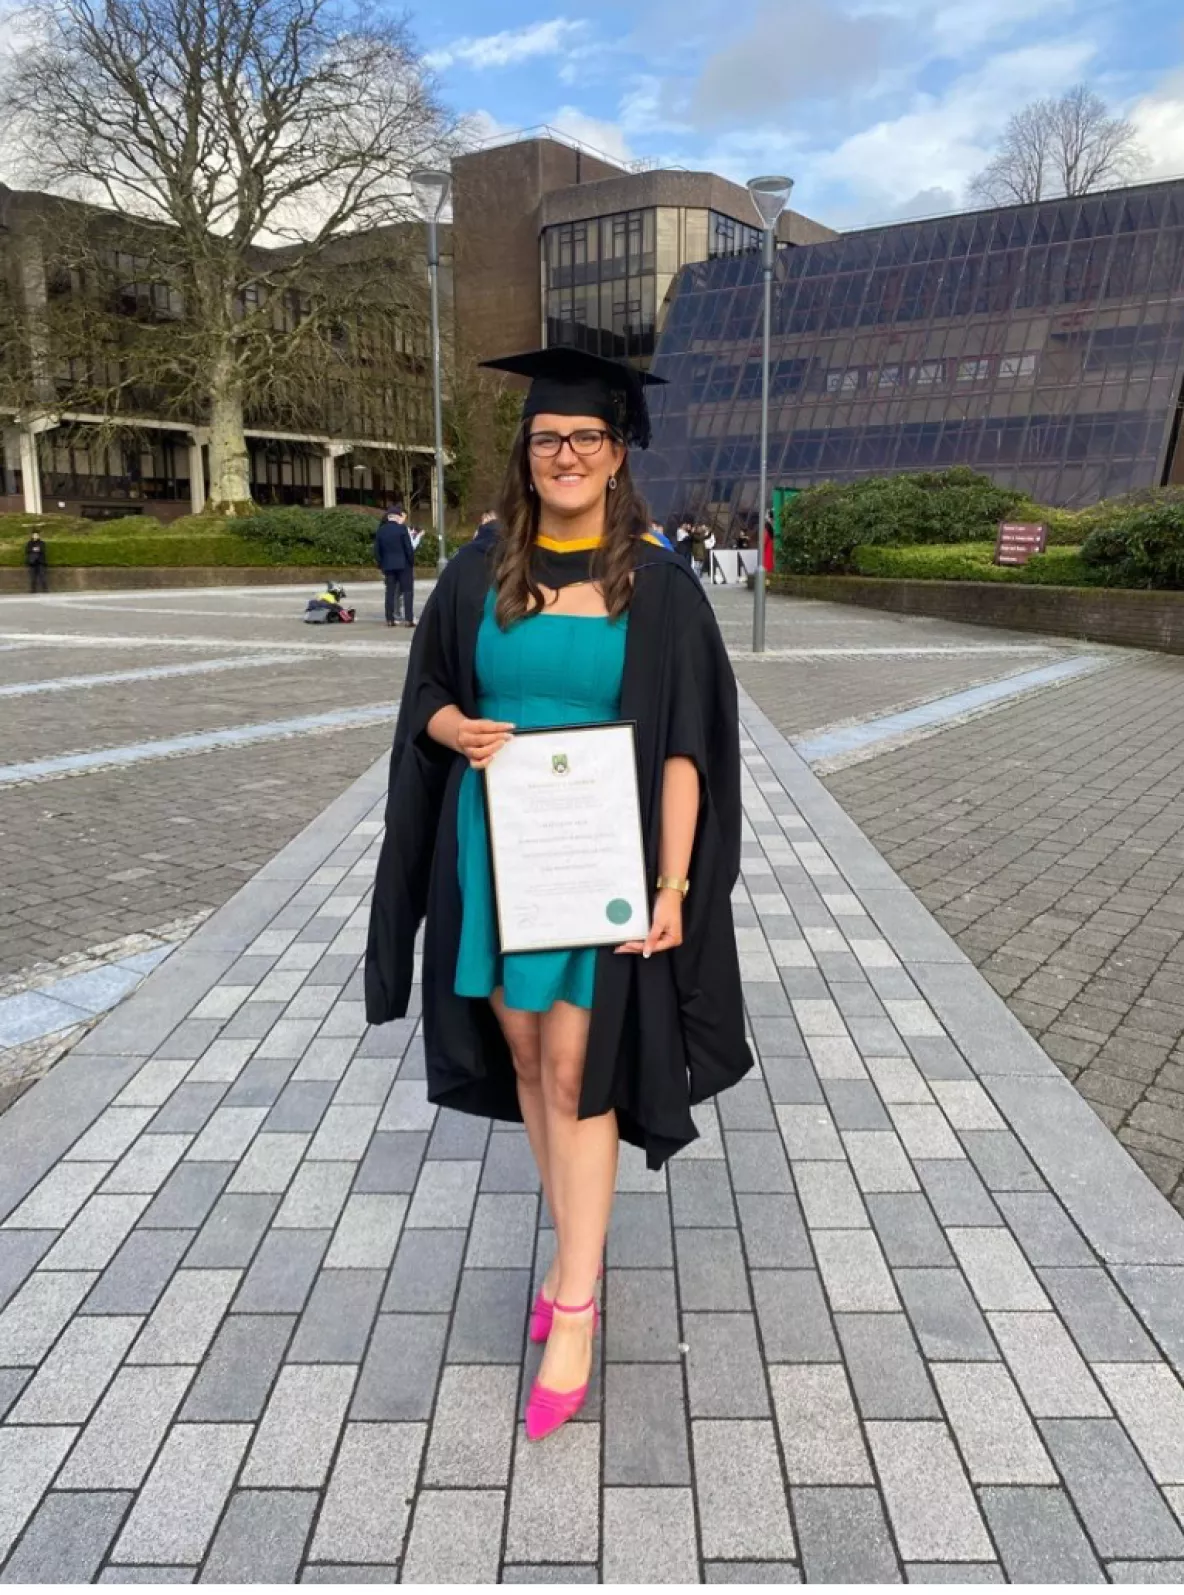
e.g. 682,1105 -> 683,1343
635,180 -> 1184,522
543,206 -> 766,362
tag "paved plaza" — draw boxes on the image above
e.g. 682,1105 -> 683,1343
1,579 -> 1184,1582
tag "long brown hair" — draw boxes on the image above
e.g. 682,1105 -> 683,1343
492,424 -> 650,627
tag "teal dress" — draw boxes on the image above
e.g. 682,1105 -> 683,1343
455,590 -> 628,1011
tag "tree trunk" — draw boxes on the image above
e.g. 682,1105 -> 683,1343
207,359 -> 252,515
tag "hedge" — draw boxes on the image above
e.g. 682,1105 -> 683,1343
851,543 -> 1096,586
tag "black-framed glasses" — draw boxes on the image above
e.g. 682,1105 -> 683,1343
527,427 -> 611,458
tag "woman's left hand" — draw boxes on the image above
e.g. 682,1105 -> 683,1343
615,889 -> 683,958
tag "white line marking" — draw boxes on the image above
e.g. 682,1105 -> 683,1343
0,630 -> 411,657
0,653 -> 309,699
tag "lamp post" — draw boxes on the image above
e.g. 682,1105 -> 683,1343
745,175 -> 794,653
410,167 -> 452,577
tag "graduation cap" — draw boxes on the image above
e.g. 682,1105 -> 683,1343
480,346 -> 666,450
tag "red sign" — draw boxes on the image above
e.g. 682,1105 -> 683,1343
994,521 -> 1048,567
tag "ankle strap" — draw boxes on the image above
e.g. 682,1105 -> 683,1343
552,1297 -> 595,1315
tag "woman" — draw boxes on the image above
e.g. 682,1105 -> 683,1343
366,345 -> 752,1441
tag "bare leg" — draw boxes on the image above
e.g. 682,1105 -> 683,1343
536,999 -> 618,1394
489,991 -> 559,1295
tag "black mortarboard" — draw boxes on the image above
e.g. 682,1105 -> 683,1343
479,346 -> 666,449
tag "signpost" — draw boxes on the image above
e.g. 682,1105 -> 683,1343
994,521 -> 1048,567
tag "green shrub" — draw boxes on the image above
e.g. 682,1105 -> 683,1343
234,505 -> 381,565
851,542 -> 1095,586
1079,490 -> 1184,589
777,469 -> 1044,574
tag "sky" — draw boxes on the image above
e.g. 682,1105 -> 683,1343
417,0 -> 1184,229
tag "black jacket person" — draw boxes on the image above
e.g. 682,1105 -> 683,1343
25,534 -> 48,593
374,506 -> 416,626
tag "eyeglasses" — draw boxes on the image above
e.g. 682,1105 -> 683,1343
527,427 -> 611,458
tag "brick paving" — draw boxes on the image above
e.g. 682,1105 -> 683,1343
2,675 -> 1184,1581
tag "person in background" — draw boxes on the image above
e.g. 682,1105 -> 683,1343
374,504 -> 416,628
473,510 -> 500,551
762,514 -> 776,576
646,518 -> 673,551
673,516 -> 694,565
25,530 -> 49,593
691,522 -> 707,577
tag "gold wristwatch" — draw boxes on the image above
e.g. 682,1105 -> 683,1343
656,875 -> 690,898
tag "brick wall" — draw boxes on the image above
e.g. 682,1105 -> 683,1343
769,575 -> 1184,654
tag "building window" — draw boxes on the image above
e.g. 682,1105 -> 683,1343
708,211 -> 762,259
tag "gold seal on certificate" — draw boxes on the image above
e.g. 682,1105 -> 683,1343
482,722 -> 650,954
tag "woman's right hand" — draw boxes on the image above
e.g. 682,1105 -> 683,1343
457,717 -> 515,769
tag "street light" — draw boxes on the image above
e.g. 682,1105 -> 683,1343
746,174 -> 794,653
410,167 -> 452,577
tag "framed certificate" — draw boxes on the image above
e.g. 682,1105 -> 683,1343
482,721 -> 650,955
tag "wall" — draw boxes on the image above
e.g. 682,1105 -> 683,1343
769,574 -> 1184,654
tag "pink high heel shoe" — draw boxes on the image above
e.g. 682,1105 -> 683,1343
529,1263 -> 604,1344
525,1298 -> 599,1442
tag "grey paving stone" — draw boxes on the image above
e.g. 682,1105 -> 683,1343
307,1102 -> 380,1162
837,1313 -> 941,1419
352,1313 -> 448,1419
761,1054 -> 825,1104
605,1267 -> 680,1362
427,1107 -> 490,1159
904,1564 -> 1002,1582
181,1314 -> 293,1421
112,1424 -> 250,1566
448,1267 -> 531,1362
465,1192 -> 537,1269
866,1193 -> 954,1267
66,1108 -> 157,1163
99,1568 -> 196,1584
5,1160 -> 109,1228
0,1489 -> 131,1584
604,1362 -> 691,1483
704,1564 -> 801,1583
717,1079 -> 777,1130
311,1421 -> 425,1564
289,1269 -> 383,1362
325,1192 -> 406,1270
223,1057 -> 299,1108
0,1427 -> 77,1563
1111,1268 -> 1184,1374
129,1268 -> 239,1364
59,1365 -> 192,1490
186,1105 -> 268,1162
115,1057 -> 192,1110
274,1160 -> 355,1229
184,1192 -> 279,1268
989,1311 -> 1109,1416
0,1369 -> 29,1420
423,1363 -> 518,1487
332,1055 -> 397,1106
502,1566 -> 598,1583
737,1192 -> 813,1268
505,1422 -> 600,1563
793,1486 -> 901,1584
148,1084 -> 228,1136
752,1014 -> 810,1054
383,1227 -> 466,1313
139,1161 -> 233,1229
896,1268 -> 997,1360
78,1228 -> 187,1316
934,1363 -> 1057,1484
354,1130 -> 428,1194
1094,1363 -> 1184,1484
405,1159 -> 481,1229
794,1160 -> 868,1229
608,1192 -> 674,1267
225,1132 -> 308,1196
822,1078 -> 893,1130
950,1228 -> 1049,1311
0,1230 -> 54,1311
41,1192 -> 152,1271
671,1159 -> 737,1226
844,1131 -> 919,1193
185,1038 -> 257,1084
242,1363 -> 355,1487
232,1228 -> 329,1314
1041,1419 -> 1184,1559
913,1159 -> 1001,1226
101,1134 -> 191,1195
602,1487 -> 700,1584
200,1490 -> 317,1583
11,1313 -> 140,1424
996,1192 -> 1095,1267
905,1035 -> 974,1081
752,1269 -> 840,1362
814,1228 -> 899,1311
980,1484 -> 1106,1582
685,1311 -> 770,1417
770,1363 -> 872,1483
676,1227 -> 750,1310
867,1420 -> 993,1562
959,1129 -> 1045,1192
1040,1266 -> 1160,1361
263,1080 -> 336,1133
693,1419 -> 796,1559
400,1488 -> 504,1584
479,1130 -> 541,1193
0,1268 -> 95,1363
777,1102 -> 844,1160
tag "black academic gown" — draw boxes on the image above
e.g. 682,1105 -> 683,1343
365,538 -> 754,1168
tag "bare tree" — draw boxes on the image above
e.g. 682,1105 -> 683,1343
969,85 -> 1147,208
1,0 -> 457,511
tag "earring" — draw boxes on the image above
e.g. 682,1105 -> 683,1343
608,476 -> 617,490
528,482 -> 534,493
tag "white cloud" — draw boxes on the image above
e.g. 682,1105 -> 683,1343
1130,68 -> 1184,179
546,106 -> 636,165
425,18 -> 586,73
